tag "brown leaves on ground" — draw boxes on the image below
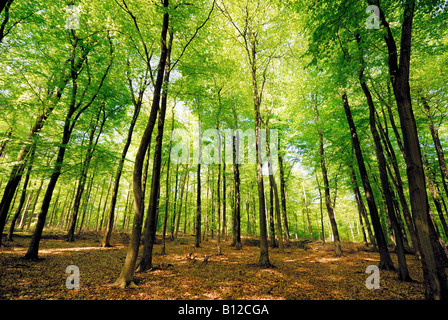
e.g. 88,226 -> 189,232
0,231 -> 426,300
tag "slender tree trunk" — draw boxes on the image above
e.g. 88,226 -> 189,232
265,127 -> 284,252
68,108 -> 105,242
161,112 -> 175,255
26,179 -> 44,230
216,123 -> 222,254
232,131 -> 242,250
99,176 -> 113,231
0,37 -> 87,246
278,154 -> 290,245
341,91 -> 395,269
376,110 -> 419,254
137,29 -> 173,272
25,116 -> 72,260
302,176 -> 313,241
204,167 -> 210,242
0,126 -> 12,158
6,147 -> 35,241
195,162 -> 202,247
314,102 -> 342,256
195,117 -> 202,248
426,164 -> 448,239
102,93 -> 142,247
268,183 -> 276,248
175,165 -> 189,238
350,165 -> 375,246
423,98 -> 448,200
315,174 -> 325,243
48,187 -> 61,228
222,161 -> 226,240
170,163 -> 179,240
355,40 -> 411,280
112,0 -> 169,288
247,34 -> 271,267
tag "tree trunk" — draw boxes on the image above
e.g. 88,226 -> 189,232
222,161 -> 226,240
175,165 -> 189,238
247,33 -> 271,267
137,29 -> 173,272
314,102 -> 342,256
195,161 -> 202,247
268,183 -> 276,248
423,98 -> 448,201
350,165 -> 375,246
6,146 -> 35,241
376,110 -> 419,254
230,117 -> 242,250
0,36 -> 87,246
278,154 -> 290,245
341,91 -> 395,268
426,164 -> 448,240
355,41 -> 411,280
216,123 -> 222,254
315,174 -> 325,243
26,179 -> 44,230
25,113 -> 73,260
195,116 -> 202,248
161,114 -> 176,254
302,176 -> 313,241
112,0 -> 169,288
68,108 -> 105,242
265,127 -> 284,253
102,91 -> 142,247
373,0 -> 448,299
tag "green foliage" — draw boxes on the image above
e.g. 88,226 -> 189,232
1,0 -> 447,246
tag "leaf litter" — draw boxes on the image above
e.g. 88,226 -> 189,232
0,230 -> 427,300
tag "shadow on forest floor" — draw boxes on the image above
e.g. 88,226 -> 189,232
0,230 -> 426,300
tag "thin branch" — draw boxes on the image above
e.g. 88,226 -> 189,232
170,0 -> 216,71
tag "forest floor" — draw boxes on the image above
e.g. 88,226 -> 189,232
0,230 -> 427,300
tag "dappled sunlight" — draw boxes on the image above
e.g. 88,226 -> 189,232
38,245 -> 126,255
0,233 -> 426,300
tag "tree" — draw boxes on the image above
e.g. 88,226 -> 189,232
112,0 -> 170,288
25,30 -> 114,260
370,0 -> 448,299
314,101 -> 342,256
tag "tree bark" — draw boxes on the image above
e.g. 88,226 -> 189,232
247,32 -> 271,267
278,154 -> 290,245
314,102 -> 342,256
350,164 -> 375,246
315,174 -> 325,243
6,146 -> 35,241
302,176 -> 313,241
0,34 -> 93,245
265,127 -> 284,252
372,0 -> 448,299
423,98 -> 448,201
341,92 -> 394,268
102,85 -> 142,247
112,0 -> 169,288
355,38 -> 411,280
137,29 -> 173,272
68,107 -> 105,242
161,114 -> 176,254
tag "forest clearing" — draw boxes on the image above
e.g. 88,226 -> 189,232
0,230 -> 425,300
1,0 -> 448,302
